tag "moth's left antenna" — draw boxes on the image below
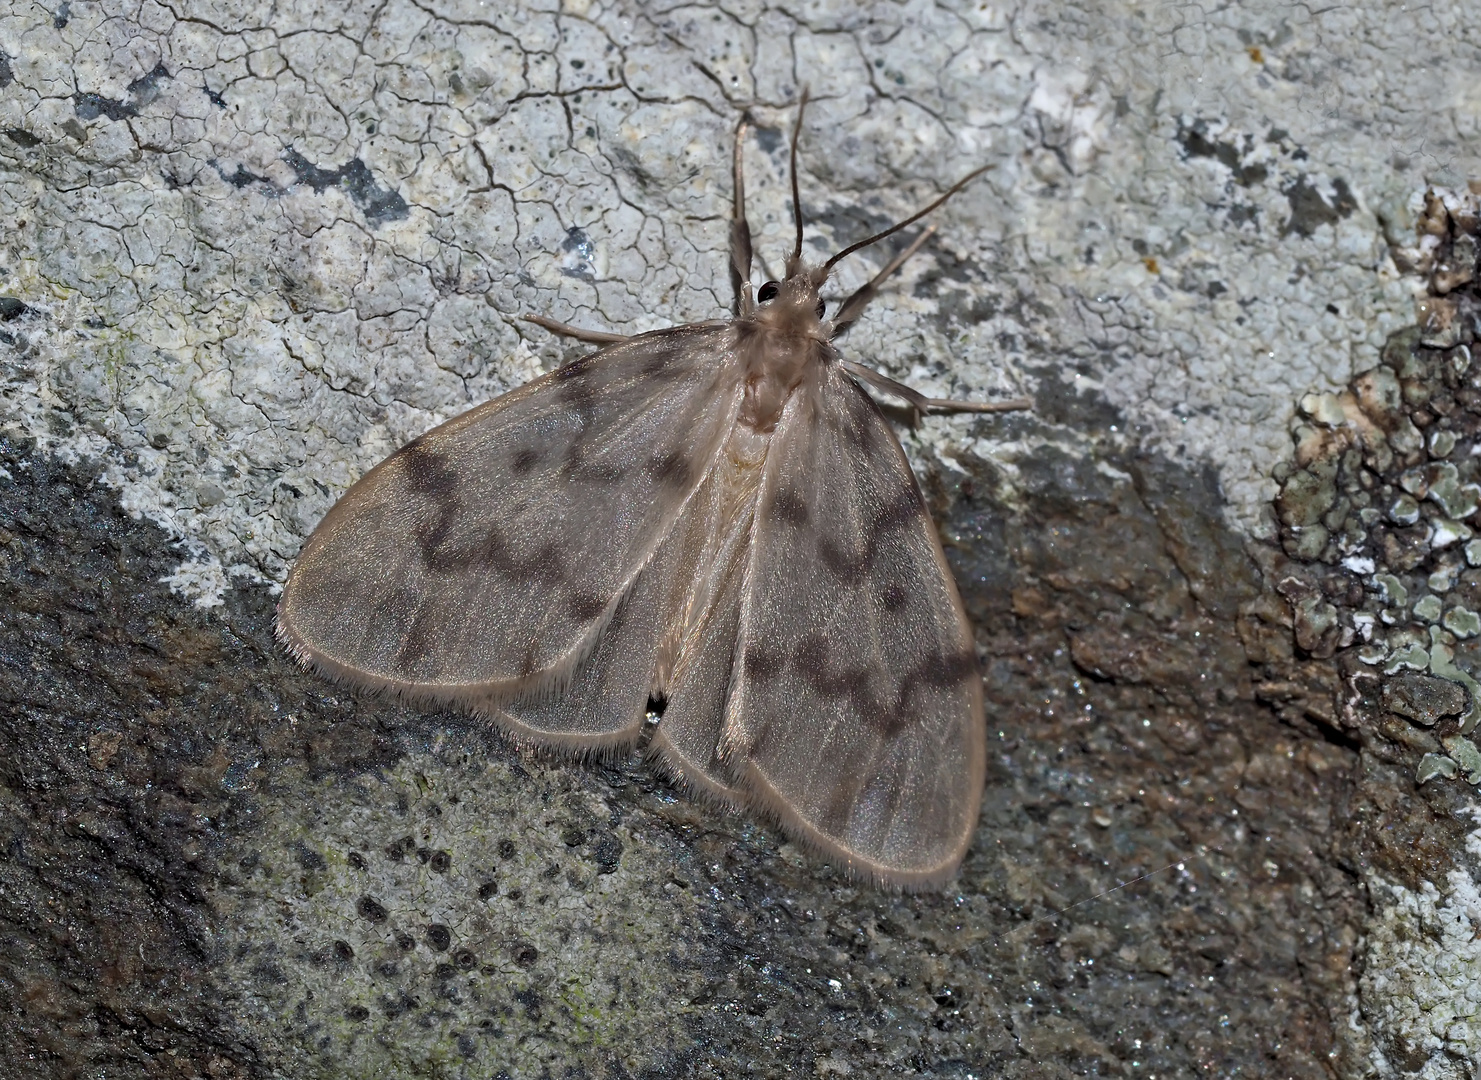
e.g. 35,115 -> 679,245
731,119 -> 755,315
785,88 -> 810,277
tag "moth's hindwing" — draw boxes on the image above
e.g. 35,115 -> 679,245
723,363 -> 987,888
277,323 -> 742,743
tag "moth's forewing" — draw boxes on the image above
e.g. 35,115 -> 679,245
493,556 -> 669,751
277,323 -> 743,745
645,426 -> 769,803
721,362 -> 987,889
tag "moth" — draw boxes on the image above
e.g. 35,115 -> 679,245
277,99 -> 1028,888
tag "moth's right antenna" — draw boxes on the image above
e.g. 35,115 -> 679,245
819,163 -> 993,281
785,88 -> 810,277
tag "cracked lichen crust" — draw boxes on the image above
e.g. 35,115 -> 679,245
0,0 -> 1447,607
1360,815 -> 1481,1077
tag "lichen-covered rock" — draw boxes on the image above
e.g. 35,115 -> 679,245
1384,671 -> 1469,726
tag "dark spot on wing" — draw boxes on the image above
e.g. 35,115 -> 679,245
401,439 -> 464,569
401,439 -> 460,502
511,446 -> 541,474
557,367 -> 600,429
818,771 -> 869,836
640,338 -> 690,377
881,582 -> 909,610
518,541 -> 567,587
817,538 -> 869,585
646,450 -> 692,488
418,519 -> 566,586
567,592 -> 608,622
873,484 -> 924,532
769,486 -> 808,526
815,483 -> 924,584
562,439 -> 626,484
743,644 -> 785,682
829,382 -> 888,453
396,606 -> 441,672
787,631 -> 963,740
792,634 -> 871,701
878,649 -> 979,738
900,648 -> 983,690
367,587 -> 417,651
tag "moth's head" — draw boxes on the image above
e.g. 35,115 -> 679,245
751,270 -> 829,338
739,94 -> 991,340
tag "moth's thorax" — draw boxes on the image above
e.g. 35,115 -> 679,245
736,269 -> 831,433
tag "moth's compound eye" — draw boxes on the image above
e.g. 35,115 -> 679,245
758,281 -> 780,302
815,299 -> 826,319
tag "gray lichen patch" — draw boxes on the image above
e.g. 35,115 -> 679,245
1361,840 -> 1481,1077
217,753 -> 705,1077
0,0 -> 1446,609
1264,185 -> 1481,1075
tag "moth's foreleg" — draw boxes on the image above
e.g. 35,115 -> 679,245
731,120 -> 755,318
521,314 -> 628,346
839,358 -> 1032,420
830,227 -> 938,337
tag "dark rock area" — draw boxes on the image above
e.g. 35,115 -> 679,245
0,439 -> 402,1078
0,411 -> 1406,1076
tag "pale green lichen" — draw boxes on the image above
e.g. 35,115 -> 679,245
1386,642 -> 1430,674
1444,607 -> 1481,639
1388,494 -> 1421,526
1430,630 -> 1481,735
1431,429 -> 1459,459
1415,595 -> 1444,622
1428,463 -> 1481,521
1443,736 -> 1481,785
1375,573 -> 1409,607
1432,518 -> 1473,550
1417,753 -> 1460,784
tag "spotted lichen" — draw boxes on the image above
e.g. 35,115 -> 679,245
1272,189 -> 1481,779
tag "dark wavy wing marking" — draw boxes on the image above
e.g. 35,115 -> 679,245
496,427 -> 764,762
493,520 -> 678,752
277,323 -> 743,730
722,362 -> 986,888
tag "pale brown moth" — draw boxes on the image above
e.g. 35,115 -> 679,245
277,99 -> 1029,888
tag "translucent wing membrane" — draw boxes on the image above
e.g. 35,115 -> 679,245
280,99 -> 1004,888
278,323 -> 743,740
647,427 -> 770,803
722,363 -> 986,887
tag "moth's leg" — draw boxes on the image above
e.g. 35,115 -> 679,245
731,120 -> 755,317
840,358 -> 1032,418
521,314 -> 629,346
829,227 -> 937,336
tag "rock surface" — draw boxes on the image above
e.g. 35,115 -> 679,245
3,0 -> 1481,1076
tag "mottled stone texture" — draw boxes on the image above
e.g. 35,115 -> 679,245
0,430 -> 1363,1079
3,0 -> 1481,1076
